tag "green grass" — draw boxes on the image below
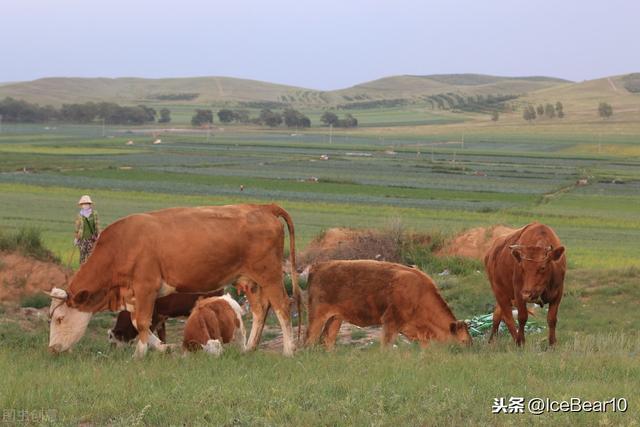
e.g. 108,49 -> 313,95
0,226 -> 58,262
0,121 -> 638,425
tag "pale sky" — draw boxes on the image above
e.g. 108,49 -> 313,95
1,0 -> 638,90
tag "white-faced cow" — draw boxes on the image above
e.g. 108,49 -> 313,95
484,222 -> 566,346
46,204 -> 300,357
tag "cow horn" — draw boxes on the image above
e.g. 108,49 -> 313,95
43,288 -> 68,300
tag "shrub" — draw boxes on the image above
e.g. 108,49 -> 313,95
0,227 -> 58,262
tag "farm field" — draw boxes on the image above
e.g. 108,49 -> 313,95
0,120 -> 639,426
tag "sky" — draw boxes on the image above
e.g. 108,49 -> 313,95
1,0 -> 639,90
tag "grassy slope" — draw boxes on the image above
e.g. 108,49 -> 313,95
0,73 -> 570,107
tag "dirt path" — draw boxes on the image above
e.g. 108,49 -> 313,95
214,77 -> 225,97
607,77 -> 619,93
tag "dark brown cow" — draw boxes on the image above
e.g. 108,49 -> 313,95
108,290 -> 223,346
182,294 -> 246,355
484,222 -> 566,346
46,204 -> 300,358
305,260 -> 471,349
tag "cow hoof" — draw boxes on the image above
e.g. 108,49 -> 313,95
155,343 -> 169,353
203,339 -> 223,356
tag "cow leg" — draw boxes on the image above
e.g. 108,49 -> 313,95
381,322 -> 399,348
270,292 -> 295,356
234,319 -> 247,352
156,321 -> 167,343
515,297 -> 528,346
488,305 -> 502,343
246,298 -> 270,352
547,301 -> 560,346
495,294 -> 519,344
321,316 -> 342,351
132,293 -> 166,358
305,308 -> 330,347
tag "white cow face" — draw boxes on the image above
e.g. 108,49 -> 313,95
46,288 -> 92,353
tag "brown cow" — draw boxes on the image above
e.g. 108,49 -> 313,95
484,222 -> 566,346
183,294 -> 246,355
305,260 -> 471,349
108,290 -> 223,347
46,204 -> 301,358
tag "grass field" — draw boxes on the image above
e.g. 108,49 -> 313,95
0,116 -> 639,425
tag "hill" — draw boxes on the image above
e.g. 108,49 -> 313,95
517,74 -> 640,122
0,76 -> 313,106
334,73 -> 569,100
0,73 -> 570,108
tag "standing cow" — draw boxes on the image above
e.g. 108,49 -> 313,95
484,222 -> 566,346
305,260 -> 471,349
46,204 -> 301,358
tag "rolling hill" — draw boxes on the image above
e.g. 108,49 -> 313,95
0,73 -> 571,107
0,73 -> 637,124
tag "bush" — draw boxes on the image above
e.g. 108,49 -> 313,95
0,227 -> 58,262
20,293 -> 50,309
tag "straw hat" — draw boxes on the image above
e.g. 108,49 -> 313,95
77,195 -> 93,205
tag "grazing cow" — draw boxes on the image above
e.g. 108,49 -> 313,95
108,290 -> 223,347
484,222 -> 566,346
305,260 -> 471,349
46,204 -> 301,358
183,294 -> 246,355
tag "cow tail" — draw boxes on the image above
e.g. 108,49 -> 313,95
271,204 -> 302,342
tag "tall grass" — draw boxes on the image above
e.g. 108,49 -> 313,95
0,226 -> 58,262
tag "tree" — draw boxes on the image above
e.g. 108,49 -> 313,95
191,109 -> 213,127
320,111 -> 339,126
217,109 -> 235,123
259,109 -> 282,127
283,108 -> 311,128
598,102 -> 613,119
233,110 -> 251,123
555,101 -> 564,118
491,111 -> 500,121
523,105 -> 536,122
536,104 -> 544,117
158,108 -> 171,123
138,105 -> 156,122
544,103 -> 556,119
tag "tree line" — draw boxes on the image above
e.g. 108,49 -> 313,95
192,108 -> 358,128
522,102 -> 565,122
522,101 -> 614,122
192,108 -> 313,128
0,97 -> 171,124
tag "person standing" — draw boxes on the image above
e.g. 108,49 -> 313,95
74,195 -> 101,264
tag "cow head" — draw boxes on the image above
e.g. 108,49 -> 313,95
449,320 -> 472,345
510,245 -> 565,303
45,287 -> 93,353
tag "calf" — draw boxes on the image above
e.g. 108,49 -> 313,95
108,290 -> 223,346
305,260 -> 471,349
183,294 -> 246,355
484,222 -> 566,346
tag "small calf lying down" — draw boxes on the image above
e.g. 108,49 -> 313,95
108,290 -> 223,347
305,260 -> 472,349
183,294 -> 246,355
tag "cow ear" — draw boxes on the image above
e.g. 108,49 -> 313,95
449,321 -> 458,334
72,289 -> 106,307
510,247 -> 522,263
73,290 -> 90,306
551,246 -> 565,261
